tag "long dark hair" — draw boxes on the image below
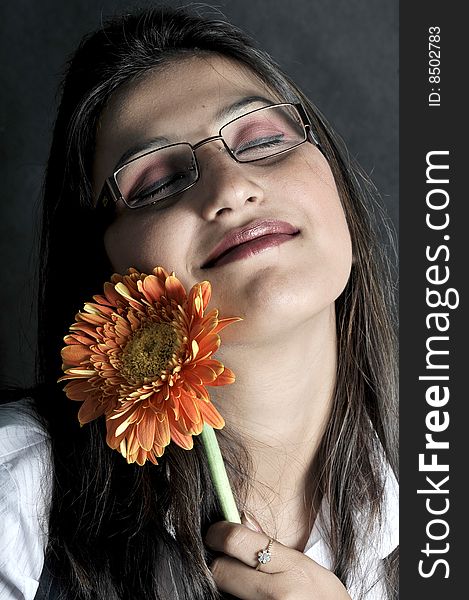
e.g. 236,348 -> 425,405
14,5 -> 398,599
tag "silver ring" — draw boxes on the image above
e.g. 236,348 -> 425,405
255,538 -> 274,570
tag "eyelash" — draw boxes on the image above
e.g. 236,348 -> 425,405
236,138 -> 283,155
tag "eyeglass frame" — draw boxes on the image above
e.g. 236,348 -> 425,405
96,102 -> 321,210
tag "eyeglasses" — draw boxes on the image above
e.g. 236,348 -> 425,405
97,102 -> 319,211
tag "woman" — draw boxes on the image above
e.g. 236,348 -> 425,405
0,6 -> 398,599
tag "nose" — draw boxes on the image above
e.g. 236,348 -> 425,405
194,141 -> 265,221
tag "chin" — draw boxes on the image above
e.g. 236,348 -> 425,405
212,263 -> 346,344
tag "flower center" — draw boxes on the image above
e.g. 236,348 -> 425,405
121,322 -> 178,382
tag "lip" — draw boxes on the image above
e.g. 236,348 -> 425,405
201,219 -> 300,269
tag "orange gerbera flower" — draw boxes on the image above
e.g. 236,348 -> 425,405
59,267 -> 241,466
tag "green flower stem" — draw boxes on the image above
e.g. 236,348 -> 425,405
200,423 -> 241,523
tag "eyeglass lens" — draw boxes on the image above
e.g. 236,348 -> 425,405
115,104 -> 306,209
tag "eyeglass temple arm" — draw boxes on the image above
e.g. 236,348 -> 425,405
97,177 -> 122,209
294,102 -> 322,148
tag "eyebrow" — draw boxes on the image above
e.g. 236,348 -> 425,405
114,135 -> 171,171
112,95 -> 274,172
214,95 -> 274,122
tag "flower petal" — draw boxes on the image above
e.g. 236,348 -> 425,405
69,323 -> 101,340
196,334 -> 220,359
183,381 -> 210,402
62,380 -> 96,401
61,344 -> 93,366
139,275 -> 166,304
192,364 -> 219,383
66,368 -> 96,377
136,411 -> 157,451
164,275 -> 186,305
77,312 -> 109,326
197,400 -> 225,429
154,413 -> 171,447
168,414 -> 194,450
191,339 -> 199,360
212,316 -> 243,334
114,282 -> 144,310
210,367 -> 236,386
199,281 -> 212,308
103,281 -> 125,305
182,370 -> 203,386
135,448 -> 148,466
179,394 -> 201,425
189,282 -> 211,317
197,359 -> 225,374
153,266 -> 171,281
78,396 -> 108,424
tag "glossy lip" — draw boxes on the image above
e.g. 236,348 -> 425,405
201,219 -> 300,269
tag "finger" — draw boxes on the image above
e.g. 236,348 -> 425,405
209,555 -> 275,600
205,521 -> 296,574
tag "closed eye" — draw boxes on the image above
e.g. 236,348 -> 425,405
235,135 -> 285,155
127,168 -> 196,208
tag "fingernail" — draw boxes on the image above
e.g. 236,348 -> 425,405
241,511 -> 262,532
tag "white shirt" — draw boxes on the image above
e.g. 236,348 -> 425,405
304,455 -> 399,598
0,400 -> 50,600
0,399 -> 398,599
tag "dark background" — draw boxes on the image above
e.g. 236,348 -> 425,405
0,0 -> 398,387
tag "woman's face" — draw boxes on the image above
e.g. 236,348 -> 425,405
93,55 -> 352,343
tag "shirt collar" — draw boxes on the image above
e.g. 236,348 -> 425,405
304,456 -> 399,564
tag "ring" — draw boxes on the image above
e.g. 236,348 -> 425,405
255,538 -> 274,570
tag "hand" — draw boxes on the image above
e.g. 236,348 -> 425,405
205,519 -> 352,600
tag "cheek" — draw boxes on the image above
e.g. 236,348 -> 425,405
103,211 -> 194,282
292,154 -> 351,252
291,157 -> 353,292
